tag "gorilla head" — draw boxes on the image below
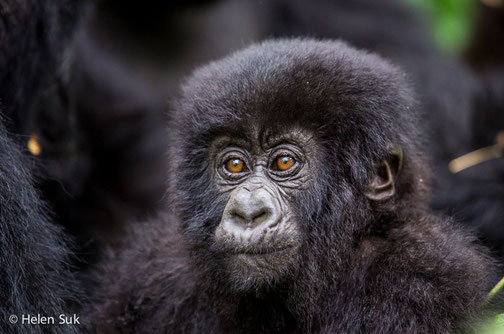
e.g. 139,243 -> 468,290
170,39 -> 427,292
91,39 -> 493,334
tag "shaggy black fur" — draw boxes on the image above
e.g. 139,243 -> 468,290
91,39 -> 496,333
0,122 -> 78,333
0,1 -> 85,332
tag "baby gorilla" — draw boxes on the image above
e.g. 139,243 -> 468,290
91,39 -> 496,333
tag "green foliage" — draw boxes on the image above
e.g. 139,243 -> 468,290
403,0 -> 476,53
474,314 -> 504,334
496,314 -> 504,325
476,277 -> 504,333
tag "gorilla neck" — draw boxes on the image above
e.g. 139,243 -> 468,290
219,291 -> 298,333
192,250 -> 352,333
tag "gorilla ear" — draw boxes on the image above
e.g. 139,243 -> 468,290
365,145 -> 403,201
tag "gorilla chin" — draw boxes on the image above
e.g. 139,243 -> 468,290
222,245 -> 300,291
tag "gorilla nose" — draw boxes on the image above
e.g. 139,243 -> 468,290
232,205 -> 271,226
224,187 -> 278,229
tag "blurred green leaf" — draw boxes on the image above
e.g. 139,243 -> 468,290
403,0 -> 477,53
496,314 -> 504,324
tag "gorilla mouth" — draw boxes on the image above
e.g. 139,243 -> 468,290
226,245 -> 300,285
235,245 -> 295,256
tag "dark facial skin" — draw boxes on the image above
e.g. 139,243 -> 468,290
210,126 -> 402,288
210,127 -> 316,286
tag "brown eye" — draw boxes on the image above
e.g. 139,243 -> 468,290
276,156 -> 295,171
225,158 -> 245,173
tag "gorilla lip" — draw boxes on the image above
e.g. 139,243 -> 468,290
233,244 -> 296,256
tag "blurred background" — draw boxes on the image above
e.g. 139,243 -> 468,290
407,0 -> 476,53
75,0 -> 504,118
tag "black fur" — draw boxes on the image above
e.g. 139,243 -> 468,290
0,1 -> 85,331
90,39 -> 496,333
0,122 -> 78,333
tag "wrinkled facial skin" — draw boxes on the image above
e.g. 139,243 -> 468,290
210,128 -> 315,289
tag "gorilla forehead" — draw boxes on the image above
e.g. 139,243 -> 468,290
176,38 -> 416,140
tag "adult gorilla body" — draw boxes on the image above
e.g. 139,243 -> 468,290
0,124 -> 78,334
0,1 -> 85,332
92,39 -> 495,333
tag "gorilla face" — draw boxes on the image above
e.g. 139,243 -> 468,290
172,39 -> 416,293
210,128 -> 317,287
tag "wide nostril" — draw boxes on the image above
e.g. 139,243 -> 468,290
252,208 -> 270,224
230,209 -> 247,224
